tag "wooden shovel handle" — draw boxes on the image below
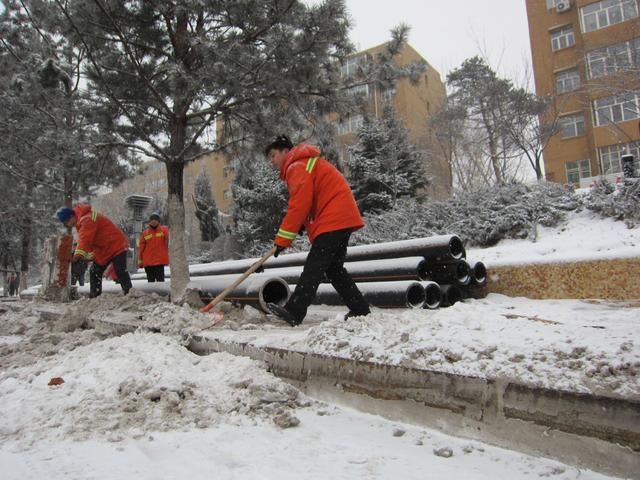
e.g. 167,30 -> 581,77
200,246 -> 278,313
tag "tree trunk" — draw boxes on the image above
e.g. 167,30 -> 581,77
2,253 -> 7,297
164,11 -> 192,302
166,161 -> 189,301
19,211 -> 32,293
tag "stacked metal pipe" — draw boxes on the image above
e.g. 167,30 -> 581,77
85,234 -> 487,312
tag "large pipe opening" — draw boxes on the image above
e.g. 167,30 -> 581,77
456,261 -> 471,285
449,236 -> 465,260
472,262 -> 487,285
259,278 -> 290,310
423,282 -> 442,309
406,283 -> 426,308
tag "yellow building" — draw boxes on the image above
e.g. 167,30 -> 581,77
332,43 -> 451,199
526,0 -> 640,186
95,42 -> 449,251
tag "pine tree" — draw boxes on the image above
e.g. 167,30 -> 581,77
0,1 -> 137,287
346,104 -> 426,214
193,169 -> 221,242
231,150 -> 287,255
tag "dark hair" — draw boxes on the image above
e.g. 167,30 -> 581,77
149,212 -> 161,221
264,134 -> 293,156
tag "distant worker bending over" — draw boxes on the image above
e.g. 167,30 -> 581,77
56,205 -> 132,297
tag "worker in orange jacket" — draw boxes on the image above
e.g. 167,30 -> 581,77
264,135 -> 370,326
138,213 -> 169,282
56,204 -> 132,297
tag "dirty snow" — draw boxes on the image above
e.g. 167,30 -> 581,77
0,300 -> 622,480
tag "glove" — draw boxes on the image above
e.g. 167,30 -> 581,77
274,245 -> 285,258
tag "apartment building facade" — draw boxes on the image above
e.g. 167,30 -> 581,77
333,43 -> 451,199
526,0 -> 640,186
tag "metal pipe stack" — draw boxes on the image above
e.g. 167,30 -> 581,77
59,234 -> 488,313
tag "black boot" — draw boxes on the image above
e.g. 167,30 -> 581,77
266,303 -> 301,326
343,308 -> 371,321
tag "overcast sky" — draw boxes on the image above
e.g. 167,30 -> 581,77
344,0 -> 533,86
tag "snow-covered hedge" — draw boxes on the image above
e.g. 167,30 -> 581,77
353,182 -> 579,247
228,179 -> 639,256
581,178 -> 640,228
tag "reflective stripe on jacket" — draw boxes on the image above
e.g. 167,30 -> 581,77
139,225 -> 169,266
73,204 -> 129,266
275,143 -> 364,248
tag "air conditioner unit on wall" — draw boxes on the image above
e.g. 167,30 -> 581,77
556,1 -> 571,12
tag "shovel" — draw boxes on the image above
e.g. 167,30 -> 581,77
200,246 -> 278,326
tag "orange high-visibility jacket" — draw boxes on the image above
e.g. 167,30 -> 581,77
139,225 -> 169,266
73,204 -> 129,266
275,144 -> 364,248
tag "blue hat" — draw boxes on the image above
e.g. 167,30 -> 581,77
56,207 -> 74,223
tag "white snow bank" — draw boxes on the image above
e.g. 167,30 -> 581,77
206,294 -> 639,400
0,332 -> 304,449
468,209 -> 640,266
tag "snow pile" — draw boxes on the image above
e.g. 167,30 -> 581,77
302,295 -> 640,399
468,209 -> 640,266
0,331 -> 307,450
0,302 -> 106,372
65,290 -> 213,337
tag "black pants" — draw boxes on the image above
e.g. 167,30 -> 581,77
89,251 -> 132,297
144,265 -> 165,282
285,228 -> 370,323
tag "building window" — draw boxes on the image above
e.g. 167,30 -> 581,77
592,92 -> 640,126
382,87 -> 395,102
340,55 -> 366,78
555,68 -> 580,94
346,84 -> 370,97
598,141 -> 640,174
559,113 -> 585,138
580,0 -> 639,33
586,37 -> 640,79
566,159 -> 592,184
336,114 -> 364,135
550,26 -> 575,51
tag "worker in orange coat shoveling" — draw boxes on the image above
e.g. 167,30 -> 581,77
264,134 -> 371,326
56,205 -> 132,298
138,212 -> 169,282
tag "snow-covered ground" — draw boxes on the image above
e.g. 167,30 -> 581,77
0,209 -> 638,479
467,209 -> 640,266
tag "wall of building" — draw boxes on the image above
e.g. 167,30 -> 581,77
334,43 -> 451,200
526,0 -> 640,185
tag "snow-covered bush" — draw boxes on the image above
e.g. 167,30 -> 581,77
582,178 -> 640,228
353,182 -> 579,247
231,178 -> 638,256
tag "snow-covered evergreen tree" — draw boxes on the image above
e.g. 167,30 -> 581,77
231,151 -> 287,255
0,1 -> 136,286
346,104 -> 426,214
193,169 -> 221,242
